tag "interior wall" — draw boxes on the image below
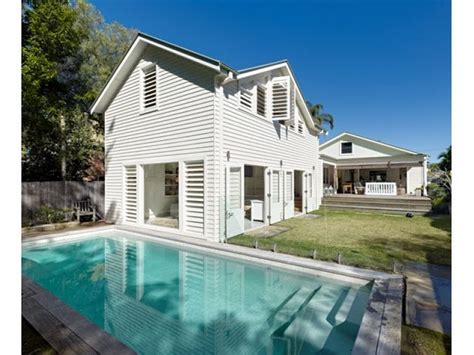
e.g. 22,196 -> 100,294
144,163 -> 179,219
244,166 -> 265,204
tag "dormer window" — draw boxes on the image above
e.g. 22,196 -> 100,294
341,142 -> 353,154
142,64 -> 158,112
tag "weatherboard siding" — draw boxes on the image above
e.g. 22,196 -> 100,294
104,46 -> 218,240
219,79 -> 321,229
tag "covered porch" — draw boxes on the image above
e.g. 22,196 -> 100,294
323,160 -> 427,197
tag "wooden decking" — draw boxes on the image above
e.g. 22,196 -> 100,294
22,276 -> 135,354
321,194 -> 432,214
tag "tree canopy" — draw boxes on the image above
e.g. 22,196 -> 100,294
22,0 -> 136,181
305,102 -> 335,130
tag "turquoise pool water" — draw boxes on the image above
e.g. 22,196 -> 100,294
22,234 -> 372,354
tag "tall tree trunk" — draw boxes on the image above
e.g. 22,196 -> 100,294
60,114 -> 66,180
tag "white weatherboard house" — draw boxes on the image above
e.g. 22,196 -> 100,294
320,132 -> 428,196
91,33 -> 324,242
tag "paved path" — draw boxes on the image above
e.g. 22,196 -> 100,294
404,261 -> 451,335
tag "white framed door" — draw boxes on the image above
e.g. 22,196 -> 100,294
268,169 -> 283,224
284,170 -> 294,219
225,164 -> 244,238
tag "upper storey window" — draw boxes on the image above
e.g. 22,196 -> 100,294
141,64 -> 158,112
341,142 -> 353,154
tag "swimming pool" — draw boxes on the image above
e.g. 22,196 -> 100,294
22,230 -> 378,354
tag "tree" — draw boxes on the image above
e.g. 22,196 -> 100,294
438,145 -> 451,172
22,0 -> 135,181
305,102 -> 335,130
22,0 -> 87,181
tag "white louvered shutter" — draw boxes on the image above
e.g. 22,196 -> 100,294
271,76 -> 292,121
142,65 -> 157,110
229,167 -> 242,209
256,85 -> 266,117
240,87 -> 253,110
124,165 -> 137,223
272,170 -> 280,203
183,160 -> 204,235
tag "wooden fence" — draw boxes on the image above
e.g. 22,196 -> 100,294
22,181 -> 104,222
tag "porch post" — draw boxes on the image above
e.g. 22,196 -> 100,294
423,156 -> 428,196
333,166 -> 338,193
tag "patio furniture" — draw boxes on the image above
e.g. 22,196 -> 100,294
250,200 -> 264,222
342,183 -> 353,194
73,199 -> 96,222
354,182 -> 365,195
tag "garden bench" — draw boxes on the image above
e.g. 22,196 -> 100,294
73,200 -> 96,222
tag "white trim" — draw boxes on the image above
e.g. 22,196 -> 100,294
320,132 -> 423,156
121,153 -> 208,166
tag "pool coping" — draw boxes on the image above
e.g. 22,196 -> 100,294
22,224 -> 403,354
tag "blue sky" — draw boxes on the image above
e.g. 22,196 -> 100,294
91,0 -> 451,162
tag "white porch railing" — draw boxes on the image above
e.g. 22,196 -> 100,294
365,182 -> 397,196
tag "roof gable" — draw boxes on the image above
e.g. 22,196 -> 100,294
320,132 -> 424,159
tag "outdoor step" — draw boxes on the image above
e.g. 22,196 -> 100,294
321,199 -> 431,208
319,204 -> 430,214
323,196 -> 431,204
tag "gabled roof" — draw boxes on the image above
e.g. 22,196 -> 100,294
90,32 -> 322,134
320,132 -> 425,156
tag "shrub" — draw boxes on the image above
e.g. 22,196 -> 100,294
33,206 -> 66,225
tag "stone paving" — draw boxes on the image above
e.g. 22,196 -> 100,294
404,261 -> 451,335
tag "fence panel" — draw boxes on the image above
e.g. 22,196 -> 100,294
22,181 -> 104,222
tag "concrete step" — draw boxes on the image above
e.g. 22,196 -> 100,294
320,204 -> 430,214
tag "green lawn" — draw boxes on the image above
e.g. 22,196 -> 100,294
229,209 -> 451,271
402,325 -> 451,355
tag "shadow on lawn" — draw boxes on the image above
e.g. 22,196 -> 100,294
429,214 -> 451,234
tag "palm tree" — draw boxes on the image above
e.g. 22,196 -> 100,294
438,145 -> 451,172
305,102 -> 334,130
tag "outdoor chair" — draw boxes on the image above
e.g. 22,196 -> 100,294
354,182 -> 365,195
73,199 -> 97,222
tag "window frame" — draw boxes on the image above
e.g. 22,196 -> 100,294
340,141 -> 353,155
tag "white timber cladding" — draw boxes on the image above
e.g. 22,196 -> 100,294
123,165 -> 138,223
183,160 -> 205,234
104,45 -> 217,240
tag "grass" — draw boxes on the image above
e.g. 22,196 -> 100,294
402,325 -> 451,355
229,209 -> 451,271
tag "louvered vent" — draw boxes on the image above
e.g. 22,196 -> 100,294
124,165 -> 137,223
240,88 -> 253,110
298,119 -> 304,134
142,65 -> 157,110
256,85 -> 266,116
272,77 -> 290,121
183,160 -> 204,235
